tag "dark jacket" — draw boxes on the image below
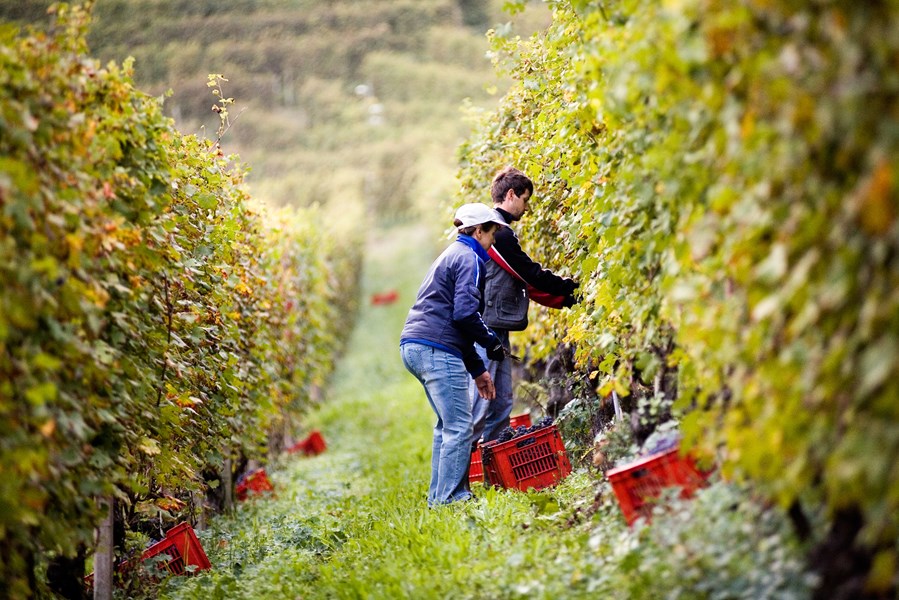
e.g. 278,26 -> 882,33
483,207 -> 577,331
400,235 -> 500,377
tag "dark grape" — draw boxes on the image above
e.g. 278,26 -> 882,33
494,415 -> 556,443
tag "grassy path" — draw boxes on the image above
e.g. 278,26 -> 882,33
157,225 -> 600,599
159,225 -> 812,600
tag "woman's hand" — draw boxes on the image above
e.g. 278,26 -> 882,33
474,371 -> 496,400
486,341 -> 506,362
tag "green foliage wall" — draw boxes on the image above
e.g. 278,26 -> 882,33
457,0 -> 899,578
0,6 -> 360,594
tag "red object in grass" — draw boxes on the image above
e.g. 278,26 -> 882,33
139,522 -> 212,574
370,290 -> 399,305
287,430 -> 327,456
605,445 -> 713,525
235,468 -> 275,501
85,522 -> 210,587
470,415 -> 532,485
481,425 -> 572,491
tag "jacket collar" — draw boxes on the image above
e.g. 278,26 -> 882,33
456,234 -> 491,263
496,207 -> 516,224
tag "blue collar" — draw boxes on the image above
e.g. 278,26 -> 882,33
456,234 -> 491,263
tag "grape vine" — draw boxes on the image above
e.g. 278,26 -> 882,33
0,6 -> 360,594
457,0 -> 899,589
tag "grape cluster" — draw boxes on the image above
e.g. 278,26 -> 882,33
641,430 -> 681,456
495,415 -> 555,443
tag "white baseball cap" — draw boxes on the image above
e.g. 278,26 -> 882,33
453,203 -> 509,229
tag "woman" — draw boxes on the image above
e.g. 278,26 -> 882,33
400,203 -> 508,506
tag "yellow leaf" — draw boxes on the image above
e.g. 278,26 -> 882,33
138,437 -> 161,455
613,379 -> 630,397
85,285 -> 110,309
597,380 -> 614,397
39,419 -> 56,437
65,232 -> 84,258
856,159 -> 895,235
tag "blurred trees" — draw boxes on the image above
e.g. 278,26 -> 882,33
0,0 -> 548,220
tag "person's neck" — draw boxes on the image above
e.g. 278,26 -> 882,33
496,205 -> 518,222
456,234 -> 491,262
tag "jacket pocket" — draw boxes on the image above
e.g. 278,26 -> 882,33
484,290 -> 528,331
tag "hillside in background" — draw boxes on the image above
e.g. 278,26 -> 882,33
2,0 -> 550,219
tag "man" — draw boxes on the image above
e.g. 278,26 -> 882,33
471,167 -> 579,448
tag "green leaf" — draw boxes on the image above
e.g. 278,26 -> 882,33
25,382 -> 57,406
196,193 -> 218,210
32,353 -> 63,371
859,337 -> 897,397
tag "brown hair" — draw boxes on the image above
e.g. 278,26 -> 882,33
455,220 -> 499,236
490,166 -> 533,204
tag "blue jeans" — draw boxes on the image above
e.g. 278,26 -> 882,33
401,342 -> 473,506
470,329 -> 513,446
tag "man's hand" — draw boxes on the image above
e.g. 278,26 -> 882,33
475,371 -> 495,400
562,292 -> 581,308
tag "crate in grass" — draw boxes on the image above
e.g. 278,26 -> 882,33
287,430 -> 327,456
470,414 -> 531,484
605,445 -> 713,525
304,430 -> 327,455
235,467 -> 274,501
468,445 -> 483,485
509,412 -> 532,428
141,522 -> 212,575
481,425 -> 572,491
85,522 -> 210,587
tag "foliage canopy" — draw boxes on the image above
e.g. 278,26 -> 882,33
457,0 -> 899,586
0,5 -> 360,594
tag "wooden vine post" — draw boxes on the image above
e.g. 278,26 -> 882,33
93,497 -> 114,600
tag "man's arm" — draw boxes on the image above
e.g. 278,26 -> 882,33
489,227 -> 578,306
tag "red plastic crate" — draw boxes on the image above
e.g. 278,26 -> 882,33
481,425 -> 572,491
235,467 -> 275,501
370,289 -> 399,305
141,522 -> 212,575
304,430 -> 327,454
468,445 -> 483,485
606,445 -> 713,525
287,430 -> 327,456
470,415 -> 531,484
86,522 -> 210,586
509,412 -> 532,428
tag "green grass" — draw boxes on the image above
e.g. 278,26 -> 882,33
158,223 -> 814,600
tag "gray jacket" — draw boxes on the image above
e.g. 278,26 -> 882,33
482,260 -> 529,331
482,207 -> 578,331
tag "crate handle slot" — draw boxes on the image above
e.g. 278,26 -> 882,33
632,468 -> 649,479
516,437 -> 537,449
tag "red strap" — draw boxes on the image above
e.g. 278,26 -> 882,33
488,247 -> 567,309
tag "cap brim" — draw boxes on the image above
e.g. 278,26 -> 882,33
451,219 -> 509,234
